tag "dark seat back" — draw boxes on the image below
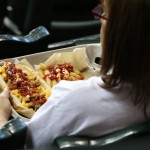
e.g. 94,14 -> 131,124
48,0 -> 100,42
4,0 -> 100,43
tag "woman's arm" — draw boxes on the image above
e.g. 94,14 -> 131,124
0,88 -> 11,128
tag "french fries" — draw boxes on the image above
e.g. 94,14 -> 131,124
0,61 -> 51,118
38,63 -> 84,88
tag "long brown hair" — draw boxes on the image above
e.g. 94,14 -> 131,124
100,0 -> 150,118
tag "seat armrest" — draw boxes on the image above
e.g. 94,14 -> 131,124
53,121 -> 150,150
0,117 -> 27,149
52,136 -> 90,150
0,128 -> 12,148
0,26 -> 49,42
0,26 -> 50,59
48,34 -> 100,50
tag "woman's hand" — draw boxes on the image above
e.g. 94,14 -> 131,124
0,88 -> 11,128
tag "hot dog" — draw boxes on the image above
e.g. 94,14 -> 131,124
0,61 -> 51,118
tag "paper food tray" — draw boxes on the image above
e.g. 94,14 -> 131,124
2,43 -> 102,122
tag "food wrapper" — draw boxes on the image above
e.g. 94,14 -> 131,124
38,47 -> 94,79
0,59 -> 50,122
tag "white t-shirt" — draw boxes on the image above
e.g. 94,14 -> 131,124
25,76 -> 147,149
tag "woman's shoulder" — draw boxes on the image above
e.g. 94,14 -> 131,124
45,76 -> 104,107
54,76 -> 103,90
50,76 -> 103,97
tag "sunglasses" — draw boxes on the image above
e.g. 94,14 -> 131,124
92,4 -> 107,20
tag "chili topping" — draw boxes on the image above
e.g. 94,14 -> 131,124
0,62 -> 50,111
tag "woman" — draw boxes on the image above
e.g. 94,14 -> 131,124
0,0 -> 150,149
